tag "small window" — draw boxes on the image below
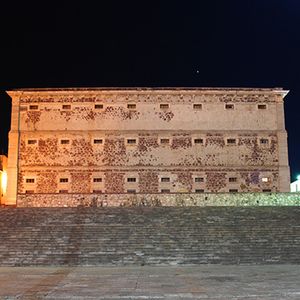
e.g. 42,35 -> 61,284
225,103 -> 234,110
194,138 -> 203,145
93,178 -> 102,183
26,178 -> 35,183
95,104 -> 103,109
127,189 -> 136,194
127,177 -> 136,183
127,139 -> 137,145
93,190 -> 102,193
25,190 -> 35,194
60,139 -> 70,145
62,105 -> 71,110
27,139 -> 37,145
193,104 -> 202,110
195,189 -> 204,193
263,189 -> 271,192
160,104 -> 169,109
227,138 -> 236,145
59,178 -> 69,183
258,104 -> 267,110
261,177 -> 269,183
59,189 -> 68,193
161,189 -> 170,193
161,177 -> 170,183
229,177 -> 237,183
94,139 -> 103,144
260,138 -> 269,145
29,105 -> 38,110
195,177 -> 204,183
127,104 -> 136,110
229,189 -> 238,193
160,138 -> 170,145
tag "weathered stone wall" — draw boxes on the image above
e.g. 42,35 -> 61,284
18,132 -> 279,167
5,88 -> 291,204
18,90 -> 280,131
17,193 -> 300,207
17,168 -> 279,194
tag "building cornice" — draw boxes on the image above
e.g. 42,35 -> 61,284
6,87 -> 289,98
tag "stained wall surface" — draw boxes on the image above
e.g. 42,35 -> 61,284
5,88 -> 290,205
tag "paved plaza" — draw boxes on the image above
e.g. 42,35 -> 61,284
0,265 -> 299,299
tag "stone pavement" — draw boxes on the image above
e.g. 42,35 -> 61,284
0,265 -> 299,299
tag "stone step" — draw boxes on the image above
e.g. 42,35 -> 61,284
0,207 -> 299,266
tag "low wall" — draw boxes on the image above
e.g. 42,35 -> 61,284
17,193 -> 300,207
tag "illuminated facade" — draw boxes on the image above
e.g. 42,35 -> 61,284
0,155 -> 7,205
290,179 -> 300,192
5,88 -> 290,206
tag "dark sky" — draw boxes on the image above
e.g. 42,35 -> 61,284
1,1 -> 300,180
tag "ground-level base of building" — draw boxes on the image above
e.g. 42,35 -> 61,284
12,192 -> 300,207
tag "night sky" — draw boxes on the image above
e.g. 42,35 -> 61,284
1,1 -> 300,180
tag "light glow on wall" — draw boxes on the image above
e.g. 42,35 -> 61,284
1,171 -> 7,195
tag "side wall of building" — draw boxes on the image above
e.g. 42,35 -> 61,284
6,94 -> 20,205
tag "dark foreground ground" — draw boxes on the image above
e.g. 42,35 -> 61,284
0,265 -> 299,299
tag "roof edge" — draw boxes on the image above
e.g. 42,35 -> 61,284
6,87 -> 289,97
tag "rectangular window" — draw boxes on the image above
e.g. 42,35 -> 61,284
195,189 -> 204,193
225,104 -> 234,110
260,138 -> 269,145
29,105 -> 38,110
258,104 -> 267,110
26,178 -> 35,183
160,104 -> 169,109
161,189 -> 170,193
127,189 -> 136,194
94,139 -> 103,144
229,189 -> 238,193
93,190 -> 102,193
60,139 -> 70,145
160,138 -> 170,145
261,177 -> 269,182
227,138 -> 236,145
59,189 -> 68,193
127,139 -> 137,145
27,139 -> 37,145
95,104 -> 103,109
127,177 -> 136,183
161,177 -> 170,183
195,177 -> 204,183
127,104 -> 136,110
93,178 -> 102,183
229,177 -> 237,183
194,138 -> 203,145
62,105 -> 71,110
59,178 -> 69,183
193,104 -> 202,110
25,190 -> 35,194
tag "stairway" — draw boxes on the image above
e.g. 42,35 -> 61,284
0,207 -> 299,266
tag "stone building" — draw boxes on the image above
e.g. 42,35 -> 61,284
0,155 -> 7,205
5,88 -> 290,206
